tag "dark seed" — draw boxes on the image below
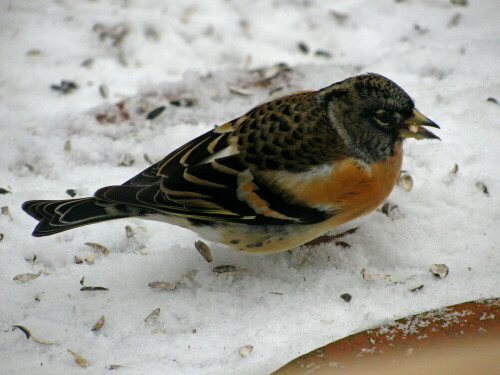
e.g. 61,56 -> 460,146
486,97 -> 499,105
314,49 -> 331,58
475,181 -> 489,196
297,42 -> 309,54
146,106 -> 166,120
340,293 -> 352,302
410,284 -> 424,292
66,189 -> 77,197
0,187 -> 11,194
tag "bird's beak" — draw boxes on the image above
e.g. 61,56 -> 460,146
399,108 -> 440,140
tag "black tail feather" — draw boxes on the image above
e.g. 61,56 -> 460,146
22,198 -> 130,237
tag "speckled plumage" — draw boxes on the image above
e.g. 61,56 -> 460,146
22,73 -> 439,253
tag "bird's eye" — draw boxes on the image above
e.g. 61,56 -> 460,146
373,109 -> 392,126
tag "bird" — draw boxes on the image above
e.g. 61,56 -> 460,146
22,73 -> 439,253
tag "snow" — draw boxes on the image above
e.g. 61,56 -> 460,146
1,0 -> 499,374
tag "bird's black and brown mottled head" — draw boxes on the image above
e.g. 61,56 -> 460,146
318,73 -> 439,163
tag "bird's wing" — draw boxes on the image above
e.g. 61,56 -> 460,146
94,92 -> 341,225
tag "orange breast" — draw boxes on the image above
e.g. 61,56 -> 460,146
271,142 -> 403,225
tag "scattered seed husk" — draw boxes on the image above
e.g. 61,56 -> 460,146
169,97 -> 197,107
487,97 -> 499,105
297,42 -> 309,54
68,349 -> 89,367
451,163 -> 459,174
410,284 -> 424,292
0,187 -> 11,194
25,254 -> 37,264
195,240 -> 213,262
429,264 -> 449,279
64,139 -> 72,152
268,87 -> 285,97
125,225 -> 134,238
12,325 -> 54,345
81,58 -> 94,68
91,315 -> 106,331
0,233 -> 4,241
26,49 -> 43,56
99,84 -> 109,99
74,255 -> 84,264
146,106 -> 166,120
148,281 -> 177,290
13,272 -> 41,282
145,308 -> 160,323
1,206 -> 13,220
269,291 -> 284,295
335,241 -> 350,248
239,345 -> 253,357
145,25 -> 160,40
329,9 -> 349,23
106,364 -> 123,370
340,293 -> 352,302
450,0 -> 467,6
143,153 -> 156,165
379,201 -> 398,217
118,153 -> 135,167
80,286 -> 109,291
314,49 -> 332,58
85,242 -> 109,255
85,251 -> 95,264
177,269 -> 197,285
66,189 -> 77,197
361,268 -> 391,281
475,181 -> 489,196
398,171 -> 413,191
213,265 -> 246,274
35,295 -> 41,302
447,13 -> 462,27
228,85 -> 253,96
50,80 -> 78,94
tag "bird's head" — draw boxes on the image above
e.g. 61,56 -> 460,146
319,73 -> 439,162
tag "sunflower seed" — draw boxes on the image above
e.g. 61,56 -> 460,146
195,240 -> 213,262
146,106 -> 166,120
74,256 -> 84,264
91,315 -> 105,331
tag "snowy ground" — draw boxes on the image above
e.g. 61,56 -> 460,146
1,1 -> 499,374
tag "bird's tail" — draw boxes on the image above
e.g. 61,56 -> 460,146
22,197 -> 131,237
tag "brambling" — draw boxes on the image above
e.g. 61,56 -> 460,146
23,73 -> 439,253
